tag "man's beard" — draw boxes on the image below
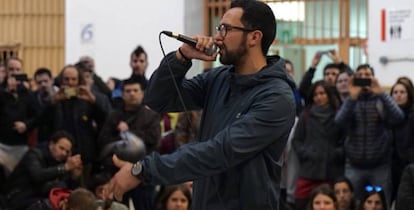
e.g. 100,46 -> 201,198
219,34 -> 248,65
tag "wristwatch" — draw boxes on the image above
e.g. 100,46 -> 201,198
131,161 -> 143,178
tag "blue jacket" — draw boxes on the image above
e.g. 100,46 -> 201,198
142,52 -> 296,210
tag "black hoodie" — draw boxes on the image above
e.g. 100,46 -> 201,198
143,52 -> 296,210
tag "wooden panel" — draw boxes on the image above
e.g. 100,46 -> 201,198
0,0 -> 64,78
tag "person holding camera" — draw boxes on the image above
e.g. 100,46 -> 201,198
334,64 -> 404,208
49,65 -> 109,186
0,65 -> 37,179
298,50 -> 351,106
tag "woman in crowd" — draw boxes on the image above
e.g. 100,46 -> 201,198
390,80 -> 414,201
357,185 -> 387,210
333,177 -> 357,210
308,183 -> 338,210
156,184 -> 191,210
293,80 -> 343,210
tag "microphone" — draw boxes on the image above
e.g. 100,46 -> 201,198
162,31 -> 217,56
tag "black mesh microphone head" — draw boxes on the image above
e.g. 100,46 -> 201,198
99,131 -> 146,173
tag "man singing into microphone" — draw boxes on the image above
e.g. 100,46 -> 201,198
108,0 -> 296,209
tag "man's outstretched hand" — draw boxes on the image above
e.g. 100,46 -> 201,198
106,155 -> 141,201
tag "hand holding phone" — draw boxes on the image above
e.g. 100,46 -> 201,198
353,78 -> 372,87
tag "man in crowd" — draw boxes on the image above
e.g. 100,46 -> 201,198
335,64 -> 404,207
3,131 -> 82,210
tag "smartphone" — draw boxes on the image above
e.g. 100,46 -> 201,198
316,50 -> 331,57
13,74 -> 28,81
353,78 -> 371,87
64,87 -> 79,98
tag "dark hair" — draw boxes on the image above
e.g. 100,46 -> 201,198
333,176 -> 357,210
88,173 -> 111,192
230,0 -> 276,55
67,188 -> 97,210
357,186 -> 387,210
156,184 -> 192,210
323,63 -> 341,75
397,76 -> 414,91
131,45 -> 147,60
307,184 -> 338,210
122,76 -> 147,91
59,64 -> 85,86
284,59 -> 294,71
308,80 -> 339,109
335,70 -> 354,84
49,130 -> 75,145
75,60 -> 93,73
356,64 -> 375,76
333,176 -> 354,193
390,81 -> 414,109
34,67 -> 52,79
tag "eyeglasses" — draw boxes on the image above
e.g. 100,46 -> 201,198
365,185 -> 382,192
215,24 -> 255,38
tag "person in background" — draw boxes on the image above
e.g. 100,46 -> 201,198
66,188 -> 98,210
156,184 -> 191,210
0,63 -> 6,87
333,176 -> 357,210
335,70 -> 354,104
396,164 -> 414,210
3,131 -> 82,210
307,184 -> 338,210
106,77 -> 122,99
292,80 -> 343,210
33,68 -> 57,144
389,80 -> 414,201
357,185 -> 387,210
335,64 -> 404,207
284,59 -> 303,116
79,56 -> 112,99
298,50 -> 349,105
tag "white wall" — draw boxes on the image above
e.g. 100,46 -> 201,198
368,0 -> 414,86
65,0 -> 186,81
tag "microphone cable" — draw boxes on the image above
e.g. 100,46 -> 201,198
158,32 -> 227,210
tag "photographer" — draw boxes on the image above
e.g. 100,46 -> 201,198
49,65 -> 109,185
298,50 -> 350,106
334,64 -> 404,208
0,71 -> 37,177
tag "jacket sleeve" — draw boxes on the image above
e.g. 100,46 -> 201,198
24,149 -> 65,185
144,52 -> 205,113
291,111 -> 307,160
141,87 -> 296,184
335,97 -> 357,126
298,67 -> 316,104
98,111 -> 122,147
397,164 -> 414,209
379,93 -> 404,125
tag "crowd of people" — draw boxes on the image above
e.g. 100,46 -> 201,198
0,45 -> 197,210
0,0 -> 414,210
282,50 -> 414,210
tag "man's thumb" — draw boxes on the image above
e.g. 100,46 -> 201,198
112,154 -> 126,168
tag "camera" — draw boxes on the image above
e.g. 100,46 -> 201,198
64,87 -> 79,98
353,78 -> 371,87
13,74 -> 28,82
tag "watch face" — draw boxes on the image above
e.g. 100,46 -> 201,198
132,162 -> 142,176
